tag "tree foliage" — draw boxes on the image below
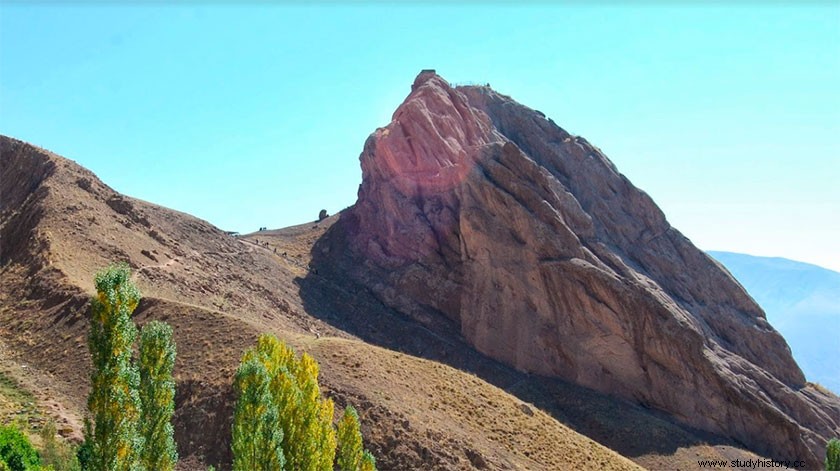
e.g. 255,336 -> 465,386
84,264 -> 179,471
360,450 -> 376,471
86,263 -> 142,471
231,356 -> 284,471
39,420 -> 80,471
0,425 -> 40,471
75,425 -> 92,471
827,438 -> 840,471
139,321 -> 178,471
232,334 -> 337,471
336,405 -> 377,471
336,406 -> 363,471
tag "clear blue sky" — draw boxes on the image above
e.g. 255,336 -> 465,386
2,3 -> 838,271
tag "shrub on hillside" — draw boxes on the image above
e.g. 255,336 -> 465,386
39,420 -> 80,471
0,425 -> 40,471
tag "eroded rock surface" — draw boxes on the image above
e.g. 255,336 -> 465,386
323,71 -> 839,467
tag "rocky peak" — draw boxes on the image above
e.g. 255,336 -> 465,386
353,72 -> 498,269
361,71 -> 498,200
330,71 -> 839,467
411,69 -> 440,91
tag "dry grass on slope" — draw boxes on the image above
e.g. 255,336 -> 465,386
0,259 -> 641,471
303,336 -> 642,471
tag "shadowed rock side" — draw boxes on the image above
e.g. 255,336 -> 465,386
310,71 -> 839,467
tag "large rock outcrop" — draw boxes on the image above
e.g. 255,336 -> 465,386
321,71 -> 839,467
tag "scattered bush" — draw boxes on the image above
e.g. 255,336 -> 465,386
38,421 -> 80,471
0,425 -> 40,471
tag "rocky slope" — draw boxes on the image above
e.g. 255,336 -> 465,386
0,135 -> 646,470
309,70 -> 839,467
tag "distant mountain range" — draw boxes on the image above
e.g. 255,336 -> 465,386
709,251 -> 840,393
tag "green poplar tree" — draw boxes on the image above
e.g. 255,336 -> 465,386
336,406 -> 363,471
139,321 -> 178,471
86,263 -> 143,471
231,356 -> 284,471
827,438 -> 840,471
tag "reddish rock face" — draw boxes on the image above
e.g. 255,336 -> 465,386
337,71 -> 839,467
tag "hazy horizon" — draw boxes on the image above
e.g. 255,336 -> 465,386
2,3 -> 838,271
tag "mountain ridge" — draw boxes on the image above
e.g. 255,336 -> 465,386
1,70 -> 838,469
709,250 -> 840,394
309,71 -> 838,468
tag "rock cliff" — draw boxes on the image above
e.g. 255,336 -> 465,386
319,71 -> 839,467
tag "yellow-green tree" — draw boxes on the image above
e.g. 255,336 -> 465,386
336,406 -> 363,471
360,450 -> 377,471
231,335 -> 380,470
337,405 -> 377,471
139,321 -> 178,471
86,264 -> 142,471
234,335 -> 336,470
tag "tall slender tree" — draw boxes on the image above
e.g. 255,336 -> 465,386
336,406 -> 363,471
827,438 -> 840,471
86,263 -> 143,471
139,321 -> 178,471
231,356 -> 284,471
